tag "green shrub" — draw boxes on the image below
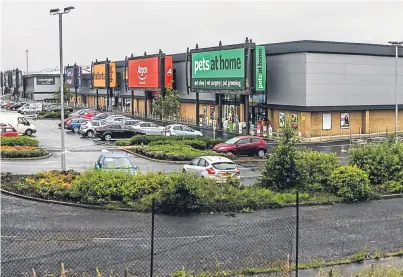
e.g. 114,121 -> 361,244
1,147 -> 48,158
329,166 -> 372,202
349,142 -> 403,186
148,139 -> 207,150
129,144 -> 235,161
114,135 -> 225,149
37,111 -> 66,119
378,180 -> 403,194
259,124 -> 304,191
298,148 -> 340,191
1,136 -> 39,147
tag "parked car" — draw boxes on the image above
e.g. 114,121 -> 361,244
93,112 -> 116,121
11,102 -> 26,111
82,110 -> 99,120
80,120 -> 107,138
131,121 -> 165,136
366,137 -> 388,143
95,153 -> 137,174
66,118 -> 89,133
94,124 -> 139,141
213,136 -> 267,157
0,126 -> 19,137
48,106 -> 74,113
351,138 -> 367,145
183,156 -> 240,182
163,124 -> 203,137
121,119 -> 141,129
104,115 -> 129,123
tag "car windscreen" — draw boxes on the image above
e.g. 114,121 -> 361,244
211,162 -> 236,170
104,157 -> 132,169
224,137 -> 239,144
91,121 -> 100,126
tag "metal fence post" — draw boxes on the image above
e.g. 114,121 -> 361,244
150,198 -> 155,277
295,190 -> 300,277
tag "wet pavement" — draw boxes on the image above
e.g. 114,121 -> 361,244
1,195 -> 402,276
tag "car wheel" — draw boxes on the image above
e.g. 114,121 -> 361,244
226,151 -> 235,156
25,129 -> 33,136
86,130 -> 94,138
104,134 -> 112,141
257,149 -> 266,157
73,126 -> 79,133
182,169 -> 186,173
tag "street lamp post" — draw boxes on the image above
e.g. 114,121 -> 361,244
25,50 -> 29,75
50,6 -> 75,172
388,41 -> 402,138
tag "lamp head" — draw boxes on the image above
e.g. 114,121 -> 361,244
64,6 -> 75,13
49,8 -> 60,15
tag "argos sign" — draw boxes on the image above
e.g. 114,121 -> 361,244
128,56 -> 173,89
128,57 -> 159,88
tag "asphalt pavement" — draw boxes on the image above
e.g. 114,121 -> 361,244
2,194 -> 402,276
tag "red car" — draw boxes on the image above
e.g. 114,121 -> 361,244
82,110 -> 99,120
0,126 -> 19,137
213,136 -> 267,157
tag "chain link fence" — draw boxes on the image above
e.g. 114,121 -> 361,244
1,202 -> 295,277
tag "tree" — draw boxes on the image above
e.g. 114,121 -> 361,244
152,88 -> 181,119
53,84 -> 72,103
259,122 -> 305,191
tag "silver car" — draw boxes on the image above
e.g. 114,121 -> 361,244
163,124 -> 203,137
183,156 -> 240,182
80,120 -> 107,138
131,121 -> 165,135
105,115 -> 129,123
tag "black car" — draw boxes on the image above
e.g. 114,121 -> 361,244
94,124 -> 143,141
12,102 -> 26,110
93,112 -> 116,120
49,106 -> 74,113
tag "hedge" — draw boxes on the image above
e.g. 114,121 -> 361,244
0,146 -> 48,158
115,135 -> 224,149
38,111 -> 67,119
128,144 -> 235,161
1,136 -> 39,147
3,170 -> 340,214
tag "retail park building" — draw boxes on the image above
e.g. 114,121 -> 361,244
2,40 -> 403,137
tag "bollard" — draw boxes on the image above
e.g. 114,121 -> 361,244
320,130 -> 323,142
330,130 -> 332,141
359,128 -> 361,139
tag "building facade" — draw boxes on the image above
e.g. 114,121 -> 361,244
14,40 -> 403,137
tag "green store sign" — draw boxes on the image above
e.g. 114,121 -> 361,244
191,48 -> 245,90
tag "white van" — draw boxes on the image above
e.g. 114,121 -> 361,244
0,114 -> 37,136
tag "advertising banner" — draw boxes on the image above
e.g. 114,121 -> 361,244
341,113 -> 350,129
36,77 -> 56,85
65,67 -> 75,88
93,63 -> 107,88
128,57 -> 159,88
77,66 -> 82,87
279,112 -> 285,127
12,71 -> 17,87
191,48 -> 245,90
109,62 -> 116,88
255,45 -> 266,91
165,55 -> 173,88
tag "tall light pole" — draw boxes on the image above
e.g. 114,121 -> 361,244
50,6 -> 75,172
388,41 -> 402,137
25,50 -> 29,75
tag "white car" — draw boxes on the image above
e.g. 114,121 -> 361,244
163,124 -> 203,137
104,115 -> 129,123
80,120 -> 107,138
0,114 -> 37,136
183,156 -> 240,182
131,121 -> 165,135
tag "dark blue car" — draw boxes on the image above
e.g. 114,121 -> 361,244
66,118 -> 88,133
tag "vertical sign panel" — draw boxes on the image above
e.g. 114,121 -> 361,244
109,62 -> 116,88
165,56 -> 173,88
255,45 -> 266,91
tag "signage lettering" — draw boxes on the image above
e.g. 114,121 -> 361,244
191,48 -> 245,90
255,45 -> 266,91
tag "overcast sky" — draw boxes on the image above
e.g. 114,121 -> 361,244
2,0 -> 403,72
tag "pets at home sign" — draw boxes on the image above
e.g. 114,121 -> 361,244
191,48 -> 245,90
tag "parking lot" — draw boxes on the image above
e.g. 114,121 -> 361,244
1,117 -> 261,184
